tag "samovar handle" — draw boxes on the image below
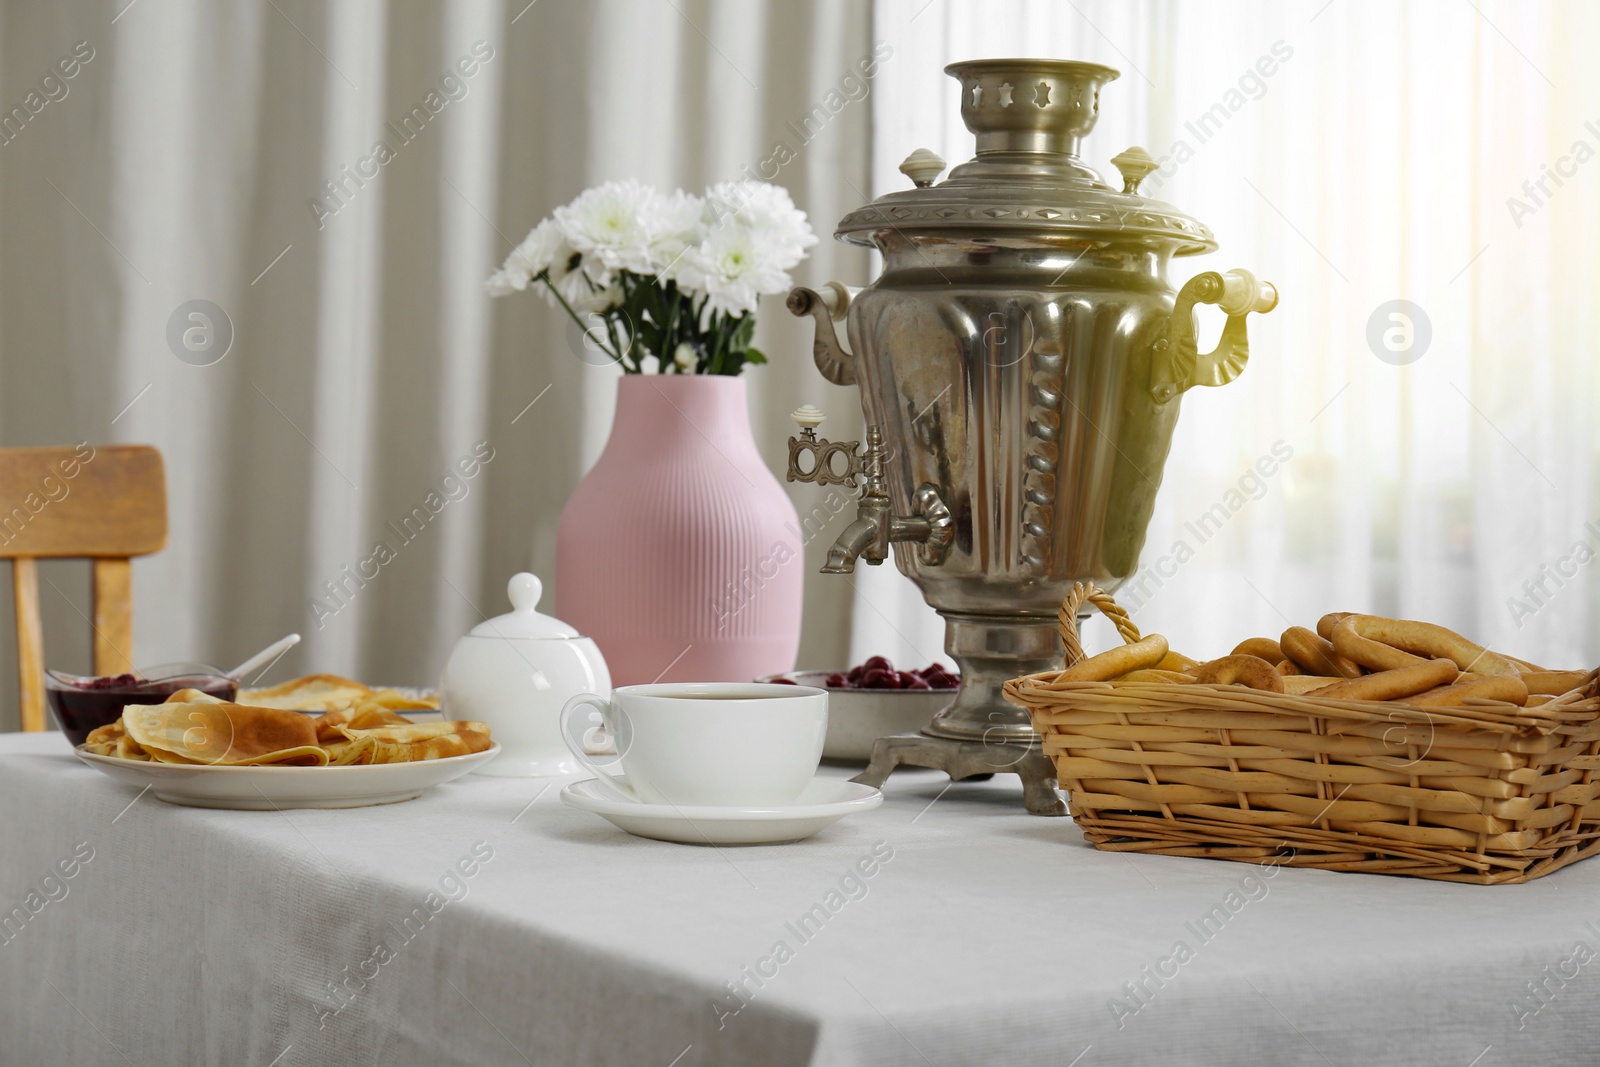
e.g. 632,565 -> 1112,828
786,282 -> 858,387
1149,268 -> 1278,403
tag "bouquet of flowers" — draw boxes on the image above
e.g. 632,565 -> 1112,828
487,179 -> 817,375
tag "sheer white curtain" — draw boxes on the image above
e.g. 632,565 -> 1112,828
851,0 -> 1600,672
0,0 -> 871,730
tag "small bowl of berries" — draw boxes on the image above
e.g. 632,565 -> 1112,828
46,663 -> 237,747
760,657 -> 958,762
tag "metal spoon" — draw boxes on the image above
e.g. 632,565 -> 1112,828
226,634 -> 301,683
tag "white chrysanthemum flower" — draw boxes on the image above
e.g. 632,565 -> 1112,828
702,181 -> 817,269
676,225 -> 792,317
484,268 -> 522,297
486,218 -> 588,298
649,190 -> 707,279
487,180 -> 815,374
515,218 -> 566,274
484,245 -> 534,297
543,261 -> 592,310
503,220 -> 610,312
572,279 -> 623,315
555,179 -> 658,275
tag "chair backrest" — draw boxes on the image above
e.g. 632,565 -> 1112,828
0,445 -> 167,731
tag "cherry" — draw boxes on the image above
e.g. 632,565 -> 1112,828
829,657 -> 961,690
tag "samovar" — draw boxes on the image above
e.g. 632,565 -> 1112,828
787,59 -> 1277,760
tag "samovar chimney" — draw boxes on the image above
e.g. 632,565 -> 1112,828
944,58 -> 1118,160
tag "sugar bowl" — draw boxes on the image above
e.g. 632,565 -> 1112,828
439,572 -> 611,777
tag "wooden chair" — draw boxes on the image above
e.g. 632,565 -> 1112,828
0,445 -> 167,731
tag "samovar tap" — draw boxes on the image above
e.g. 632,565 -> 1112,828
821,428 -> 954,574
823,514 -> 884,574
787,414 -> 954,574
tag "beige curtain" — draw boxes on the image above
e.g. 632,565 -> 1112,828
0,0 -> 873,730
856,0 -> 1600,671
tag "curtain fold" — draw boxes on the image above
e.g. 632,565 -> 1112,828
0,0 -> 872,730
853,0 -> 1600,671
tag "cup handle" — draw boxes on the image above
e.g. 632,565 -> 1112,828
560,692 -> 630,796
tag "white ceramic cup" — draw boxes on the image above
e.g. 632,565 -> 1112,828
559,682 -> 828,807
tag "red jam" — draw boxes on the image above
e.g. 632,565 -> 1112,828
49,674 -> 236,746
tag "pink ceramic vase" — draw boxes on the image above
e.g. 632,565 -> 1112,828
555,375 -> 804,686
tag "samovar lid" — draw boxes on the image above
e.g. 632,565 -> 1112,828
837,58 -> 1216,255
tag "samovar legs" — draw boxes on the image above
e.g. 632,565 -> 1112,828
849,612 -> 1067,816
849,732 -> 1066,817
923,613 -> 1061,744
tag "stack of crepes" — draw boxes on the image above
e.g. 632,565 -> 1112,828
81,674 -> 491,767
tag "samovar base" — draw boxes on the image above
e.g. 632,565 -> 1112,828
849,732 -> 1065,817
923,612 -> 1061,744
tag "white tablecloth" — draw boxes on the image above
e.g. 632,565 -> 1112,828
3,730 -> 1598,1066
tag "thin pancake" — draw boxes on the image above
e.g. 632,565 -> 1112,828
311,706 -> 413,744
361,690 -> 439,712
335,721 -> 491,763
365,730 -> 490,764
85,720 -> 126,747
123,701 -> 328,766
322,736 -> 377,766
162,688 -> 227,705
238,674 -> 374,712
113,734 -> 151,760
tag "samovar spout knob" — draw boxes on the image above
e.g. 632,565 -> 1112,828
790,405 -> 826,433
786,406 -> 865,487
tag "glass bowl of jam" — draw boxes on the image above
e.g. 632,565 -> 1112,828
46,663 -> 237,746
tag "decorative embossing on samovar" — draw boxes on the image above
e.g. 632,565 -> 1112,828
787,59 -> 1277,748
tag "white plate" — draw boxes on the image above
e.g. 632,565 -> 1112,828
560,775 -> 882,845
73,744 -> 500,810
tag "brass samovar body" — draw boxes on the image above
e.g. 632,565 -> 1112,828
789,59 -> 1276,744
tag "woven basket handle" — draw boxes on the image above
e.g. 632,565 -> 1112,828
1058,582 -> 1143,667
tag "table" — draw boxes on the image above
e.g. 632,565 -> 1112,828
3,730 -> 1599,1066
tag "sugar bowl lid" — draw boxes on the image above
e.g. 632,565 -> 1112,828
467,573 -> 581,640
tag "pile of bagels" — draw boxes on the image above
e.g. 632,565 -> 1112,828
1052,612 -> 1590,708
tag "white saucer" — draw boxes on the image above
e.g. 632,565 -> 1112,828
560,775 -> 882,845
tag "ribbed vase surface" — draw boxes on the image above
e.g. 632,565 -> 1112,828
555,375 -> 803,686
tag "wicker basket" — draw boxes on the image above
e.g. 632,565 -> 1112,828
1003,584 -> 1600,884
